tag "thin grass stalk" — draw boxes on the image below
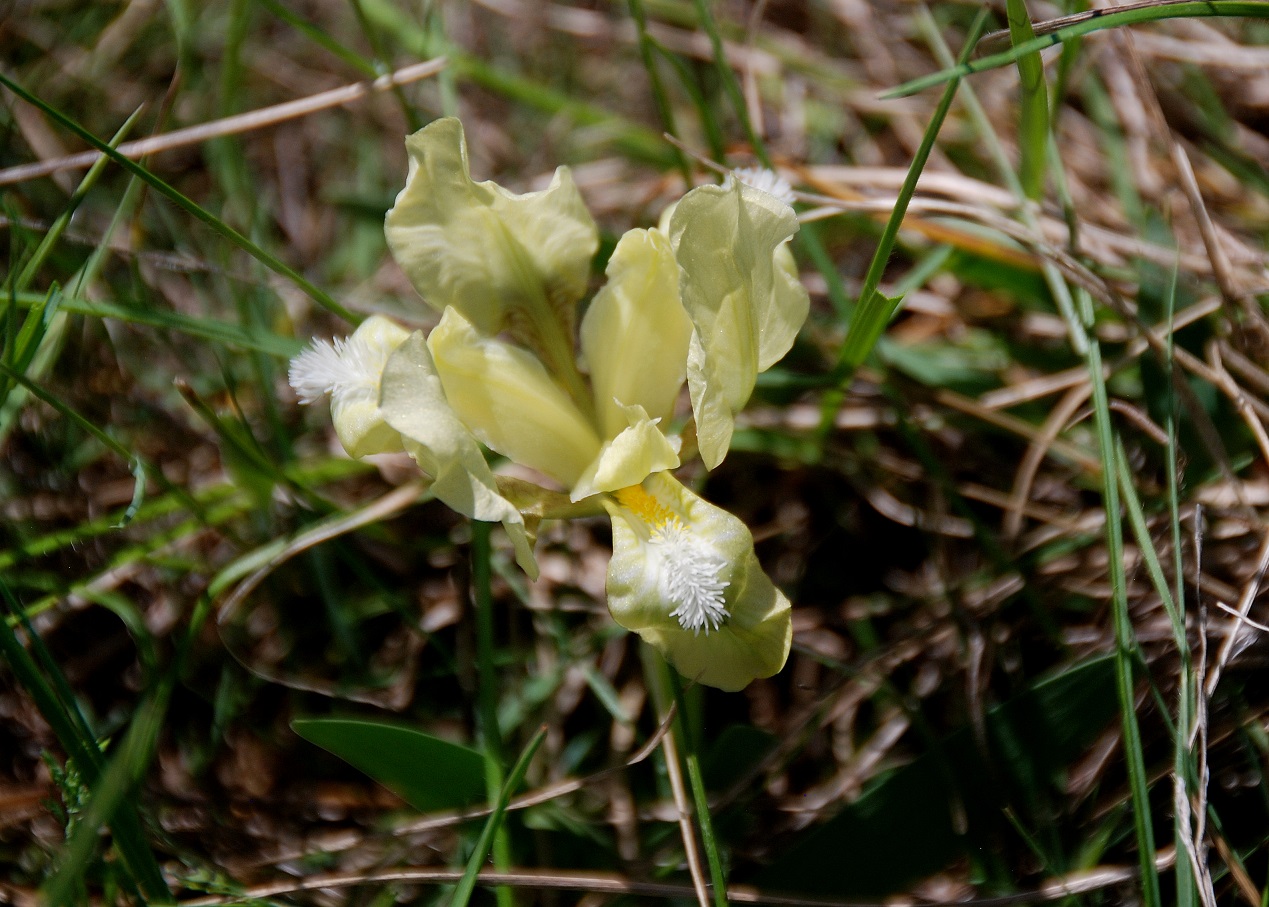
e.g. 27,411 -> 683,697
1005,0 -> 1051,202
472,520 -> 514,907
1080,292 -> 1163,907
886,1 -> 1269,98
628,0 -> 693,186
816,5 -> 989,430
43,685 -> 173,906
691,0 -> 759,161
1161,258 -> 1207,907
0,583 -> 171,902
642,648 -> 710,907
450,726 -> 547,907
668,670 -> 728,907
0,71 -> 357,323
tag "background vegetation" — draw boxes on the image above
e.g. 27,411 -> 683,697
3,0 -> 1269,904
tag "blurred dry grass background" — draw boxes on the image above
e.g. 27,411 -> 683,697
3,0 -> 1269,904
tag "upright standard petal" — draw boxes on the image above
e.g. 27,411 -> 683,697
428,308 -> 602,489
603,472 -> 792,691
580,228 -> 692,440
288,315 -> 410,458
668,181 -> 805,469
379,331 -> 538,578
384,118 -> 598,380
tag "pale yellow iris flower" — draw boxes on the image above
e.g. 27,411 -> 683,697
289,118 -> 808,691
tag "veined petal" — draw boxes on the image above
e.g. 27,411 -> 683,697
428,307 -> 602,488
668,181 -> 806,469
384,118 -> 597,375
603,472 -> 792,691
379,331 -> 538,578
580,228 -> 691,439
570,403 -> 681,502
288,315 -> 410,458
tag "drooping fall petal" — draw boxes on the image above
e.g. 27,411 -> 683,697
603,472 -> 792,691
379,331 -> 538,578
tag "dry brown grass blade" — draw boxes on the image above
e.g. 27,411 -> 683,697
0,58 -> 447,187
1205,527 -> 1269,697
658,694 -> 712,907
169,850 -> 1186,907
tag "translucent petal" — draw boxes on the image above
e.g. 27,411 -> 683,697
379,331 -> 538,578
384,118 -> 597,370
668,181 -> 806,469
580,228 -> 691,439
570,404 -> 681,502
603,473 -> 792,691
428,308 -> 602,488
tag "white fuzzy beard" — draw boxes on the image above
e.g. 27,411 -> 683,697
649,520 -> 730,635
288,333 -> 383,407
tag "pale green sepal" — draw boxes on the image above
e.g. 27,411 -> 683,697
603,473 -> 792,691
668,181 -> 803,469
428,307 -> 602,488
379,331 -> 538,579
570,404 -> 680,502
328,316 -> 410,458
385,117 -> 597,343
580,228 -> 691,439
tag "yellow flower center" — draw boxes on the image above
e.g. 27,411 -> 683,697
613,484 -> 676,530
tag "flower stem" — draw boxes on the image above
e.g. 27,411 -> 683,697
667,668 -> 729,907
472,520 -> 514,907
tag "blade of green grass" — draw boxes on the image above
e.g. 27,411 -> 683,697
920,9 -> 1164,897
357,0 -> 673,166
886,2 -> 1269,98
450,724 -> 547,907
9,290 -> 303,357
0,582 -> 171,903
256,0 -> 378,77
628,0 -> 693,186
472,519 -> 513,907
42,685 -> 172,906
1006,0 -> 1050,202
1081,290 -> 1163,907
0,71 -> 357,323
829,7 -> 991,381
668,669 -> 727,907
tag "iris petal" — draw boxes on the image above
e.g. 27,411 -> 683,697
668,181 -> 806,469
379,331 -> 538,577
603,473 -> 792,691
580,228 -> 691,439
428,308 -> 602,488
571,403 -> 681,501
385,118 -> 597,381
